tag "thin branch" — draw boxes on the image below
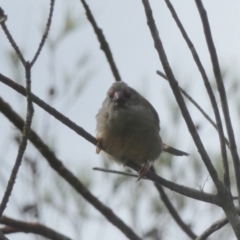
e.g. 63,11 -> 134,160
93,167 -> 146,179
30,0 -> 55,66
151,167 -> 197,239
0,8 -> 25,66
0,98 -> 141,240
163,0 -> 230,190
0,77 -> 220,205
156,70 -> 230,148
141,0 -> 223,193
0,62 -> 34,218
79,0 -> 121,82
0,73 -> 97,146
94,166 -> 197,239
1,215 -> 72,240
195,0 -> 240,208
141,2 -> 240,237
196,217 -> 228,240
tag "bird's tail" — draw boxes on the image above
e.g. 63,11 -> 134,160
162,144 -> 189,156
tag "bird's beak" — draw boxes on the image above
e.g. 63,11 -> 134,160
113,91 -> 125,102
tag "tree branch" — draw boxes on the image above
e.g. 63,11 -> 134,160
195,0 -> 240,207
196,217 -> 228,240
1,215 -> 72,240
0,8 -> 25,66
79,0 -> 121,82
156,70 -> 230,148
30,0 -> 55,66
141,0 -> 223,192
163,0 -> 230,190
0,97 -> 142,240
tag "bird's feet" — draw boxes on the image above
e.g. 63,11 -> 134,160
96,137 -> 102,154
137,161 -> 151,182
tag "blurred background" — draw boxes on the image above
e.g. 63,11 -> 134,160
0,0 -> 240,239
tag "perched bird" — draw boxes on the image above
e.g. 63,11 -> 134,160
96,81 -> 189,180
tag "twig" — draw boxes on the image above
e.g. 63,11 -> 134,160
93,167 -> 147,179
0,98 -> 141,240
30,0 -> 55,66
1,215 -> 72,240
0,79 -> 220,205
0,8 -> 25,66
0,73 -> 97,146
94,166 -> 197,239
79,0 -> 121,82
141,1 -> 240,237
141,0 -> 223,192
0,64 -> 34,218
195,217 -> 228,240
163,0 -> 230,190
195,0 -> 240,207
156,70 -> 230,147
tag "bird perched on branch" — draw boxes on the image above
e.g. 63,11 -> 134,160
96,81 -> 189,180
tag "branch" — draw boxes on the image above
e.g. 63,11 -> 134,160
141,0 -> 223,193
0,73 -> 97,146
0,77 -> 220,205
163,0 -> 230,190
0,8 -> 25,65
151,167 -> 197,239
0,11 -> 35,219
79,0 -> 121,82
196,217 -> 228,240
1,215 -> 72,240
0,98 -> 141,240
30,0 -> 55,66
156,70 -> 230,148
94,166 -> 197,239
195,0 -> 240,206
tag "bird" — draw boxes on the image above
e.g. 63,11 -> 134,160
96,81 -> 189,180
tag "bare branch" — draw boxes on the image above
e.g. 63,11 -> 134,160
0,63 -> 34,219
79,0 -> 121,81
0,98 -> 142,240
1,215 -> 72,240
93,167 -> 145,179
163,0 -> 230,190
196,217 -> 228,240
156,70 -> 230,148
94,166 -> 197,239
141,0 -> 222,192
195,0 -> 240,207
30,0 -> 55,66
0,76 -> 220,205
0,8 -> 25,66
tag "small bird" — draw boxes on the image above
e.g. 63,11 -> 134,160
96,81 -> 189,180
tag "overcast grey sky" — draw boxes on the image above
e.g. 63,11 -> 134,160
0,1 -> 240,239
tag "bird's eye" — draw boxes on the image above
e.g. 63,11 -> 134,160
123,87 -> 131,99
108,89 -> 115,99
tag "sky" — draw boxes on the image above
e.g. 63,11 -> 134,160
0,0 -> 240,239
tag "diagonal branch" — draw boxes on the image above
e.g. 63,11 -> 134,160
79,0 -> 121,82
141,0 -> 223,193
0,8 -> 25,66
30,0 -> 55,66
195,0 -> 240,208
156,70 -> 230,148
140,0 -> 240,237
1,215 -> 72,240
94,166 -> 197,239
195,217 -> 229,240
0,98 -> 141,240
0,76 -> 220,205
163,0 -> 230,190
